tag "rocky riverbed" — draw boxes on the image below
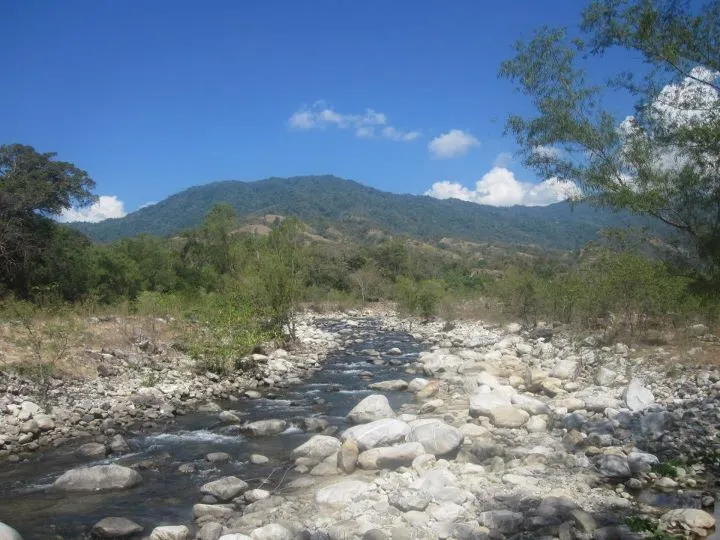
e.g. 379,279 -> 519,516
0,315 -> 341,464
1,310 -> 720,539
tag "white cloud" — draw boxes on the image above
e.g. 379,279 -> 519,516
360,109 -> 388,126
356,126 -> 375,138
382,126 -> 421,141
616,67 -> 720,180
493,152 -> 513,168
288,102 -> 418,142
532,145 -> 562,159
651,66 -> 719,128
428,129 -> 480,159
425,167 -> 580,207
58,195 -> 127,223
288,110 -> 315,129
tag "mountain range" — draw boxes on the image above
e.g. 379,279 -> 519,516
72,175 -> 657,249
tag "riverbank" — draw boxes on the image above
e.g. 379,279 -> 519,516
0,313 -> 341,464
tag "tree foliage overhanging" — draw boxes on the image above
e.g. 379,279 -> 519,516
499,0 -> 720,283
0,144 -> 95,298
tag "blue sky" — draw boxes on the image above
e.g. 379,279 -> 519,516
3,1 -> 634,221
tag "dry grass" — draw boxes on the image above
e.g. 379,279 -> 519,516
0,303 -> 184,380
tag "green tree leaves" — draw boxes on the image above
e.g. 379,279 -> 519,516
500,0 -> 720,282
0,144 -> 96,298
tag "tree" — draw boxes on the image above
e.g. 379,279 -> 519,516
181,203 -> 238,279
499,0 -> 720,281
0,144 -> 96,297
27,227 -> 96,302
257,218 -> 307,339
350,261 -> 385,302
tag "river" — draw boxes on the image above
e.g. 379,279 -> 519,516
0,318 -> 422,539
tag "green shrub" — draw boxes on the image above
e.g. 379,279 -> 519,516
395,277 -> 445,319
185,292 -> 271,375
489,248 -> 709,339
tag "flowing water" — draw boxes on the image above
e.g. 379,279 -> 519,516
0,318 -> 423,539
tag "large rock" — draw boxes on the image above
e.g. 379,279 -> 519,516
598,455 -> 631,478
660,508 -> 715,530
525,415 -> 548,432
419,466 -> 459,497
628,451 -> 659,474
149,526 -> 189,540
478,510 -> 523,534
584,394 -> 622,412
291,435 -> 341,463
469,390 -> 511,418
368,380 -> 408,391
624,379 -> 654,412
489,406 -> 529,428
33,414 -> 54,431
91,517 -> 143,538
429,501 -> 465,524
406,421 -> 462,457
407,378 -> 429,393
0,522 -> 22,540
192,504 -> 234,520
640,411 -> 669,440
511,394 -> 551,415
536,495 -> 579,519
357,442 -> 425,470
525,369 -> 549,391
243,419 -> 287,436
315,480 -> 373,508
341,419 -> 410,450
109,435 -> 130,454
54,465 -> 142,492
551,360 -> 578,380
347,395 -> 395,424
250,524 -> 293,540
459,423 -> 489,439
388,489 -> 431,512
219,411 -> 244,424
420,352 -> 463,376
595,367 -> 617,386
197,523 -> 223,540
200,476 -> 249,501
18,401 -> 41,421
76,442 -> 107,458
309,453 -> 339,476
416,380 -> 440,399
20,419 -> 38,434
337,438 -> 359,474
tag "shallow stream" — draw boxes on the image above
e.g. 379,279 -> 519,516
0,318 -> 422,539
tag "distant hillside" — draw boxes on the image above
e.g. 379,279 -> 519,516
73,175 -> 658,249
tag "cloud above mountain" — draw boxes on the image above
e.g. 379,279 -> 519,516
289,101 -> 420,141
428,129 -> 480,159
58,195 -> 127,223
425,166 -> 579,206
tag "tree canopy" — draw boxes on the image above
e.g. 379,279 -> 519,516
499,0 -> 720,281
0,144 -> 95,297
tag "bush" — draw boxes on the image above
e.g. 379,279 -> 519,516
490,248 -> 709,340
185,292 -> 271,375
395,277 -> 445,319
